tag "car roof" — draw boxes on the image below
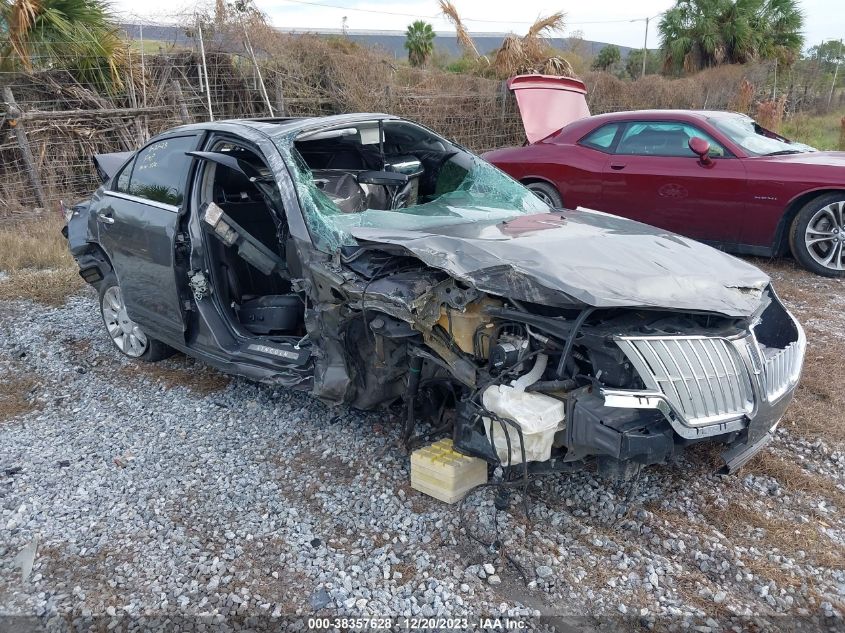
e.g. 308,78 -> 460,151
159,113 -> 399,139
582,109 -> 743,125
552,109 -> 747,143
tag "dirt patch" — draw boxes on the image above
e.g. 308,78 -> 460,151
0,372 -> 41,423
117,356 -> 231,395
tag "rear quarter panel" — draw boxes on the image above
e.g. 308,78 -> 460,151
67,189 -> 105,257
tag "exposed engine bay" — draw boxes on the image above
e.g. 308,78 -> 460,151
301,241 -> 802,478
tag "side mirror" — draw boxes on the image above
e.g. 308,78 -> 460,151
356,170 -> 409,186
688,137 -> 712,165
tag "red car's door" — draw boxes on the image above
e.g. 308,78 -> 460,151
599,121 -> 748,244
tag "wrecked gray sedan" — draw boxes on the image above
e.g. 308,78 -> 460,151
64,114 -> 805,475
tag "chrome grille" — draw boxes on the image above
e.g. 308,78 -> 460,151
760,340 -> 802,402
617,336 -> 754,425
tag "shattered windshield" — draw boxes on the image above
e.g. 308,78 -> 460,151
273,120 -> 549,252
709,114 -> 815,156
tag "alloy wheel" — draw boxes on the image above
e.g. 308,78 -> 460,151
102,285 -> 148,358
804,201 -> 845,272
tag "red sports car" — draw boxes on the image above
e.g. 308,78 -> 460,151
485,75 -> 845,277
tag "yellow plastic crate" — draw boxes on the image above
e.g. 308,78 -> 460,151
410,438 -> 488,504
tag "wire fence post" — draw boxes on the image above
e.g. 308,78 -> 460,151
384,85 -> 393,113
196,18 -> 214,121
171,81 -> 192,124
2,87 -> 48,210
241,17 -> 273,116
275,81 -> 287,117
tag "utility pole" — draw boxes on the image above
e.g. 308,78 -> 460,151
641,16 -> 650,79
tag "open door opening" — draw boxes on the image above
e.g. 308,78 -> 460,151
194,142 -> 305,338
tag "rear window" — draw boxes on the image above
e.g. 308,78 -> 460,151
579,124 -> 620,152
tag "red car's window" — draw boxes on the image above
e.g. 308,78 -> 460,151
578,123 -> 621,152
616,122 -> 730,158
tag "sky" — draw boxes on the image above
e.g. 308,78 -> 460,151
110,0 -> 844,51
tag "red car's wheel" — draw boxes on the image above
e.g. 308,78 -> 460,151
789,194 -> 845,278
525,181 -> 562,208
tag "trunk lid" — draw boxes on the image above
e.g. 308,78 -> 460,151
93,151 -> 133,183
508,74 -> 590,144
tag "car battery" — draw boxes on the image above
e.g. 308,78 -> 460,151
411,438 -> 488,504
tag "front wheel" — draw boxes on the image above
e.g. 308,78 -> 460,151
789,194 -> 845,277
525,181 -> 562,208
99,274 -> 175,362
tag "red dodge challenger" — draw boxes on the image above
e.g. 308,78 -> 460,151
484,75 -> 845,277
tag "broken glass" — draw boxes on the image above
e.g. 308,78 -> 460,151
273,129 -> 549,253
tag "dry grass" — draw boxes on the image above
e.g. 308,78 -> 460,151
0,268 -> 84,306
118,357 -> 231,395
0,215 -> 74,272
0,372 -> 41,422
751,258 -> 845,445
0,216 -> 83,306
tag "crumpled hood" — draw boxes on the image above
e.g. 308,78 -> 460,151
350,209 -> 770,318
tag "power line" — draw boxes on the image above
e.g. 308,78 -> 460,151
271,0 -> 660,27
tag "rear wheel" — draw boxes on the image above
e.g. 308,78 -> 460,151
99,274 -> 174,361
789,194 -> 845,277
525,181 -> 562,208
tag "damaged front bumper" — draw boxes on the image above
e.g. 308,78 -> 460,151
454,291 -> 805,474
598,302 -> 805,470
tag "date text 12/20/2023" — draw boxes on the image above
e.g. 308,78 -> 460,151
307,617 -> 529,630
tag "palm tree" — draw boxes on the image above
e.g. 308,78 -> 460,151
659,0 -> 803,73
0,0 -> 129,91
592,44 -> 621,71
404,20 -> 435,67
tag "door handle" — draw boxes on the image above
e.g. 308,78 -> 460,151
610,163 -> 626,171
97,211 -> 115,225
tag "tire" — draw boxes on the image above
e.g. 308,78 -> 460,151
525,181 -> 563,208
98,274 -> 175,362
788,193 -> 845,278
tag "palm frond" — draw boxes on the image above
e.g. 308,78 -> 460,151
438,0 -> 479,58
524,12 -> 565,41
492,34 -> 525,77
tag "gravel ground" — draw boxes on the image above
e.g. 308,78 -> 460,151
1,282 -> 844,632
